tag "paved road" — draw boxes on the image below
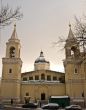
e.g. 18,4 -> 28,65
4,105 -> 86,110
4,106 -> 64,110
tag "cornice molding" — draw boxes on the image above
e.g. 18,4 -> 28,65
2,58 -> 22,65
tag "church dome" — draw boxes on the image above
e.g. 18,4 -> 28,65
35,51 -> 49,63
34,51 -> 50,70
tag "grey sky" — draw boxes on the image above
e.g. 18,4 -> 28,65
0,0 -> 85,76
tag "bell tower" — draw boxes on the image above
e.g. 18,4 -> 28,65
64,24 -> 85,100
1,24 -> 22,103
65,24 -> 80,59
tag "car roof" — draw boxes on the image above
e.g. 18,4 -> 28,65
65,105 -> 81,109
42,103 -> 59,107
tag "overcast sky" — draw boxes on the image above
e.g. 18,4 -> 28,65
0,0 -> 86,76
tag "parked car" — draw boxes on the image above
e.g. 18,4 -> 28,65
0,103 -> 4,110
41,103 -> 59,109
65,105 -> 82,110
22,102 -> 38,108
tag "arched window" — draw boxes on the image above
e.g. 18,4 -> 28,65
74,68 -> 78,74
41,74 -> 45,80
9,69 -> 12,73
26,92 -> 29,96
71,50 -> 74,56
10,47 -> 15,58
71,46 -> 79,57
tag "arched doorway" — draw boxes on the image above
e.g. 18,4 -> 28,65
41,93 -> 45,100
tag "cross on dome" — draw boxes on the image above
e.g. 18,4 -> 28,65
40,50 -> 44,57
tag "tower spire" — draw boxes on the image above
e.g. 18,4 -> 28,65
67,24 -> 75,40
10,24 -> 18,39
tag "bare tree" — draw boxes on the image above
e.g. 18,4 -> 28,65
53,16 -> 86,54
52,36 -> 66,51
74,17 -> 86,53
0,4 -> 23,28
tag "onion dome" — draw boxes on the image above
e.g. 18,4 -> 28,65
35,51 -> 49,63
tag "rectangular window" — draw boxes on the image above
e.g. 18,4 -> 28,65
35,75 -> 39,80
29,76 -> 33,80
47,75 -> 51,81
53,76 -> 57,80
41,74 -> 45,80
23,77 -> 27,81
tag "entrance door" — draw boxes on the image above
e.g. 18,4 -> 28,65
41,93 -> 45,100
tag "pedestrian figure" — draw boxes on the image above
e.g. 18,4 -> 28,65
39,101 -> 41,107
11,98 -> 13,105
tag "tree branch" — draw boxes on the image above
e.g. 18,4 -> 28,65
0,5 -> 23,27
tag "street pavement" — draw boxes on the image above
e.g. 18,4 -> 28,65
4,105 -> 86,110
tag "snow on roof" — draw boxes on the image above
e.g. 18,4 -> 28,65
50,96 -> 69,98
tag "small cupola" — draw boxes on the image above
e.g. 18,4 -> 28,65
34,51 -> 50,70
